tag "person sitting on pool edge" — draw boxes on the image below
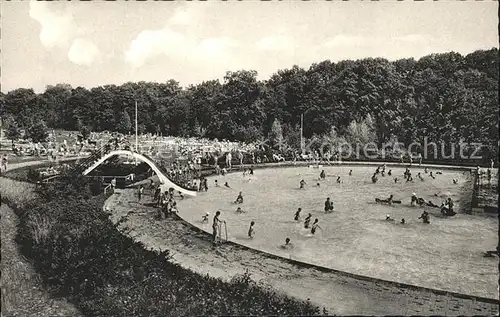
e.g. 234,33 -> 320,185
294,208 -> 302,221
300,179 -> 307,189
235,191 -> 244,204
324,197 -> 334,213
248,221 -> 255,239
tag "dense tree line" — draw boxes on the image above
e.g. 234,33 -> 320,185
1,49 -> 498,158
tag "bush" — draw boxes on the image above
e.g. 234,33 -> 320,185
5,172 -> 323,316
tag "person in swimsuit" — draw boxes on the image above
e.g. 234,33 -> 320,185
202,212 -> 209,223
215,180 -> 219,187
320,170 -> 326,179
316,182 -> 320,187
417,172 -> 424,181
387,169 -> 392,176
418,211 -> 430,224
224,182 -> 230,188
324,197 -> 334,213
300,179 -> 307,189
236,207 -> 244,213
349,170 -> 353,176
304,213 -> 312,228
385,214 -> 395,222
400,218 -> 406,224
429,171 -> 435,179
212,211 -> 222,244
311,219 -> 321,235
248,221 -> 255,238
453,179 -> 458,184
280,238 -> 293,249
336,176 -> 341,183
235,191 -> 244,204
411,193 -> 418,206
371,173 -> 378,183
394,177 -> 398,183
294,208 -> 302,221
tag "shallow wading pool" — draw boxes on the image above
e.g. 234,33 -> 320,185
176,165 -> 498,299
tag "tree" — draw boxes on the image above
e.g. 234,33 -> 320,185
26,120 -> 49,143
116,111 -> 132,134
4,115 -> 21,145
268,118 -> 285,150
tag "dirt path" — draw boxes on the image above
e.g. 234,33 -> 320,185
105,189 -> 499,316
1,203 -> 82,317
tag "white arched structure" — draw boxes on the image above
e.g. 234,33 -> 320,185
82,150 -> 197,196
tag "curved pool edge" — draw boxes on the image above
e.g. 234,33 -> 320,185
178,161 -> 499,303
174,212 -> 499,304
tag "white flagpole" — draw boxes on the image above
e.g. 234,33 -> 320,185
135,100 -> 138,165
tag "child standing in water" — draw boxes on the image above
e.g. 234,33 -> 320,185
248,221 -> 255,238
294,208 -> 302,221
311,219 -> 322,235
304,213 -> 312,228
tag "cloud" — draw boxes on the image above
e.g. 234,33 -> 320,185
191,37 -> 238,59
124,28 -> 189,68
68,39 -> 101,66
29,1 -> 74,48
256,36 -> 294,51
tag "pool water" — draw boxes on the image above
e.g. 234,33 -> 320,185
177,165 -> 498,299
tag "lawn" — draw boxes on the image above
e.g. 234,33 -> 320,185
177,165 -> 499,299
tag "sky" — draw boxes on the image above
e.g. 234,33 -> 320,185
1,0 -> 498,93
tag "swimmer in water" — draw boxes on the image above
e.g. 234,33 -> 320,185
311,219 -> 322,235
349,170 -> 353,176
411,193 -> 418,206
300,179 -> 307,189
324,197 -> 334,213
236,207 -> 244,213
388,169 -> 392,176
320,170 -> 326,179
294,208 -> 302,221
280,237 -> 293,249
248,221 -> 255,238
304,213 -> 312,228
202,212 -> 210,223
394,177 -> 398,183
429,171 -> 435,179
215,180 -> 219,187
453,179 -> 458,184
372,173 -> 378,183
336,176 -> 341,183
417,172 -> 424,181
418,211 -> 430,224
317,182 -> 320,187
424,167 -> 428,174
235,191 -> 243,204
400,218 -> 406,224
224,182 -> 230,188
385,214 -> 395,221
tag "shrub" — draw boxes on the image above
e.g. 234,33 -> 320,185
3,171 -> 323,316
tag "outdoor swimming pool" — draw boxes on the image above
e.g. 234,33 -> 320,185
177,165 -> 498,299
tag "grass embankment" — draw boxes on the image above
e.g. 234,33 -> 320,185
0,170 -> 323,316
